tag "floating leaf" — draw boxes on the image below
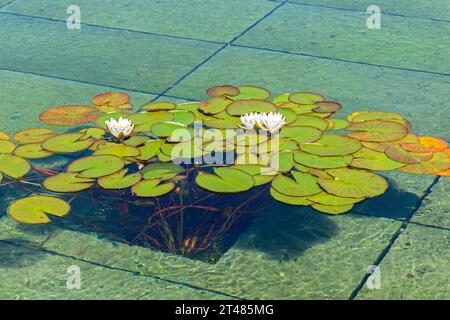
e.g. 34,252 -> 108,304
93,144 -> 140,157
123,135 -> 149,147
0,140 -> 16,154
300,135 -> 361,156
142,162 -> 184,180
350,147 -> 405,170
151,122 -> 187,137
67,155 -> 125,178
235,133 -> 269,146
270,188 -> 312,206
98,169 -> 142,190
294,151 -> 352,169
136,140 -> 164,161
232,86 -> 271,100
132,179 -> 175,197
14,143 -> 53,159
96,103 -> 133,114
289,92 -> 324,105
290,115 -> 329,131
232,164 -> 277,186
347,120 -> 408,142
269,151 -> 295,173
128,111 -> 173,132
0,154 -> 31,179
8,196 -> 70,224
170,110 -> 196,125
13,128 -> 55,144
92,92 -> 130,107
279,126 -> 322,143
272,93 -> 290,105
79,128 -> 105,140
199,98 -> 231,115
277,108 -> 297,125
308,192 -> 364,206
417,136 -> 448,152
311,203 -> 354,215
313,101 -> 342,113
384,144 -> 433,164
195,167 -> 255,193
317,168 -> 388,198
327,118 -> 349,131
225,99 -> 278,116
0,132 -> 9,140
361,133 -> 419,152
43,173 -> 95,192
271,172 -> 321,197
399,152 -> 450,174
42,133 -> 94,153
204,118 -> 239,129
206,85 -> 240,98
39,105 -> 98,126
142,101 -> 176,112
348,111 -> 409,128
400,142 -> 431,153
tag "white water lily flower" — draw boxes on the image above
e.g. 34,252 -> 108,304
240,112 -> 286,133
105,117 -> 134,140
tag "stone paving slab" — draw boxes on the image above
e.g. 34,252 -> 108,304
0,14 -> 221,94
0,69 -> 156,135
0,241 -> 223,299
288,0 -> 450,21
411,177 -> 450,230
234,3 -> 450,74
356,224 -> 450,299
2,0 -> 278,43
167,46 -> 450,142
0,203 -> 402,299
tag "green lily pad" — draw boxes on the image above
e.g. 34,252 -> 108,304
271,172 -> 321,197
199,98 -> 231,115
348,111 -> 409,128
269,151 -> 294,173
232,164 -> 277,186
170,110 -> 196,125
308,192 -> 364,206
257,138 -> 299,154
289,92 -> 324,105
232,86 -> 271,100
290,115 -> 329,131
300,135 -> 361,156
43,173 -> 95,192
127,111 -> 174,132
123,135 -> 149,147
317,168 -> 388,198
204,118 -> 239,129
270,188 -> 312,206
14,143 -> 53,159
13,128 -> 54,144
79,128 -> 106,140
142,162 -> 184,180
294,151 -> 352,169
151,122 -> 187,137
206,85 -> 240,98
135,140 -> 164,161
0,140 -> 16,154
384,144 -> 433,164
350,147 -> 405,170
361,133 -> 419,152
279,126 -> 322,143
98,169 -> 142,190
0,154 -> 31,179
276,108 -> 297,125
195,167 -> 255,193
326,118 -> 349,131
93,144 -> 141,157
347,120 -> 408,142
272,93 -> 291,105
311,203 -> 354,215
8,196 -> 70,224
141,101 -> 176,112
132,179 -> 175,197
225,99 -> 278,116
67,155 -> 125,178
235,133 -> 269,146
42,133 -> 94,153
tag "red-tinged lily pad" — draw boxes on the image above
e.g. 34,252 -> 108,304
0,154 -> 31,179
313,101 -> 342,113
96,103 -> 134,114
225,99 -> 278,116
92,92 -> 130,107
39,105 -> 98,126
384,144 -> 433,164
417,136 -> 448,152
43,173 -> 95,193
132,179 -> 175,197
67,155 -> 125,178
400,142 -> 431,153
317,168 -> 388,198
308,192 -> 364,206
98,169 -> 142,190
14,143 -> 53,159
361,133 -> 419,152
8,196 -> 70,224
399,152 -> 450,174
232,86 -> 271,100
347,120 -> 408,142
42,133 -> 94,153
348,111 -> 409,128
206,85 -> 240,98
288,92 -> 324,105
142,101 -> 176,112
13,128 -> 54,144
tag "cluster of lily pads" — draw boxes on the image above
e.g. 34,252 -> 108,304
1,85 -> 449,225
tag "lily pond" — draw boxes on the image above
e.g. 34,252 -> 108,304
0,0 -> 449,300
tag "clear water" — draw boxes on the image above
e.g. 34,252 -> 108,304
0,0 -> 449,299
